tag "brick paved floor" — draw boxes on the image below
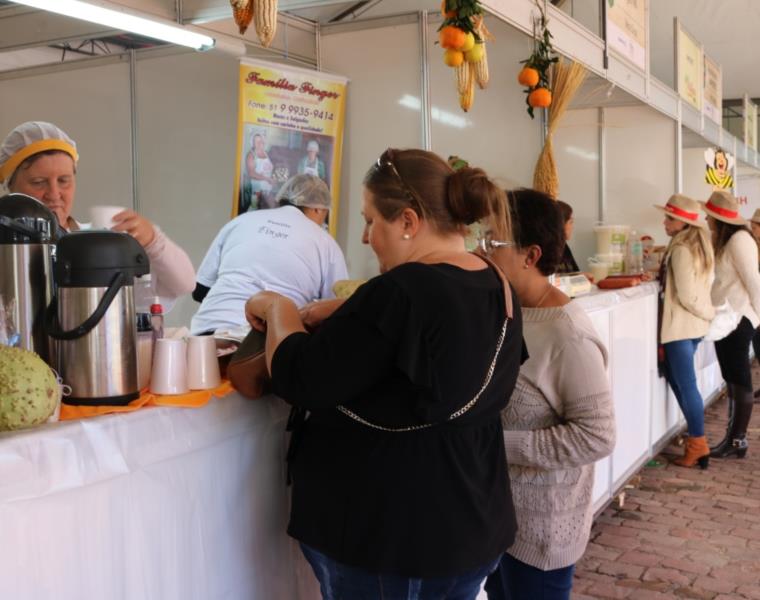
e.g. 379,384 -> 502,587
573,381 -> 760,599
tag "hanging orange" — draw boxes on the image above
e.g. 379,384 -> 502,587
441,0 -> 457,18
518,67 -> 540,87
439,26 -> 467,50
528,87 -> 552,108
443,49 -> 465,67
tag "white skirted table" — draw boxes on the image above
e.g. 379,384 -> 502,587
572,283 -> 723,512
0,392 -> 320,600
0,285 -> 724,598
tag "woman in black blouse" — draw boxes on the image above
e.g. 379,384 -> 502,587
244,148 -> 524,599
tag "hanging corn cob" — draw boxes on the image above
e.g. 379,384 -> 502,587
460,73 -> 475,112
254,0 -> 278,48
473,44 -> 489,89
438,1 -> 492,112
472,16 -> 491,89
230,0 -> 254,35
455,62 -> 472,95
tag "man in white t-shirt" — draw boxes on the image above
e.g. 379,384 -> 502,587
191,174 -> 348,334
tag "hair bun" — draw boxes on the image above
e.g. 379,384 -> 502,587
446,166 -> 494,225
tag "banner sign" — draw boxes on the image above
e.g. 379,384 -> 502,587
745,94 -> 758,151
606,0 -> 648,71
233,58 -> 348,236
676,20 -> 703,110
702,54 -> 722,125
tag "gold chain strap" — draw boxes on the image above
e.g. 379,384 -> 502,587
336,316 -> 509,432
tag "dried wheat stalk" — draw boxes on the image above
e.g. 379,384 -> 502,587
533,59 -> 587,199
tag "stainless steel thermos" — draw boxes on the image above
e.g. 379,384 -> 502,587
0,193 -> 58,363
46,231 -> 150,405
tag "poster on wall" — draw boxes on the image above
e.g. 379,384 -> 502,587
606,0 -> 648,71
745,94 -> 758,151
704,148 -> 734,190
233,58 -> 348,236
703,54 -> 722,125
675,20 -> 703,111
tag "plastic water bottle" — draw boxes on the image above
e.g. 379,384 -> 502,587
150,298 -> 164,345
626,230 -> 644,274
134,273 -> 153,314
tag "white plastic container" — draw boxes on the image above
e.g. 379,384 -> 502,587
588,258 -> 610,282
594,225 -> 630,254
595,252 -> 625,275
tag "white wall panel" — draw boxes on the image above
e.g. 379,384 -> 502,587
736,173 -> 760,218
554,108 -> 600,271
682,147 -> 715,203
0,61 -> 133,223
605,105 -> 676,247
428,16 -> 541,189
320,23 -> 422,280
135,50 -> 240,327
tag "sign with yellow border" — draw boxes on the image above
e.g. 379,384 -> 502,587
676,21 -> 702,110
233,58 -> 347,237
703,54 -> 722,125
607,0 -> 648,71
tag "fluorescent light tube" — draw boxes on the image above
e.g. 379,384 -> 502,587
10,0 -> 215,51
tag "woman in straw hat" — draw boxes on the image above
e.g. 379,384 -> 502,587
655,195 -> 715,468
702,190 -> 760,459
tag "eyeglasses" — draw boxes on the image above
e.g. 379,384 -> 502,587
376,154 -> 420,208
476,231 -> 515,254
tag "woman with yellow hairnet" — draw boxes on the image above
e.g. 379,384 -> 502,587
0,121 -> 195,306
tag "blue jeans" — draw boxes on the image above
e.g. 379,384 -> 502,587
300,543 -> 499,600
663,338 -> 705,437
484,553 -> 575,600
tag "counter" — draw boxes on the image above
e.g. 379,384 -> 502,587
0,393 -> 319,600
0,284 -> 723,598
572,283 -> 723,511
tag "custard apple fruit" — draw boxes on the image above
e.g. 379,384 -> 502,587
0,346 -> 59,431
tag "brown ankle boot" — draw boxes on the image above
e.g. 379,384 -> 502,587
673,435 -> 710,469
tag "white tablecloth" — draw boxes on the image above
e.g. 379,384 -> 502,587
0,393 -> 320,600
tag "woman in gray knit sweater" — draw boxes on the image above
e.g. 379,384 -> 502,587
484,189 -> 616,600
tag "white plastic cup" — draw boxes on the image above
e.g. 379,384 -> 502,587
90,205 -> 125,230
588,259 -> 610,282
150,338 -> 188,395
186,335 -> 221,390
595,252 -> 625,275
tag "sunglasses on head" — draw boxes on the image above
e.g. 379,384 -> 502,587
375,153 -> 420,208
476,231 -> 515,254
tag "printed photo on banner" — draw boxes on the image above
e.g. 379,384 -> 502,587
238,125 -> 335,213
233,58 -> 347,236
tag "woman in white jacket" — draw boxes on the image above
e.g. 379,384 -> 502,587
702,191 -> 760,459
655,195 -> 715,468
